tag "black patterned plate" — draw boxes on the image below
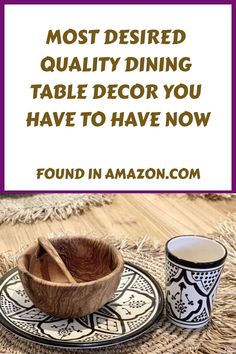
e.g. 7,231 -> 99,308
0,262 -> 164,349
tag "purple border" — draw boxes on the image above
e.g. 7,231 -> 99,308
0,0 -> 4,193
0,0 -> 234,194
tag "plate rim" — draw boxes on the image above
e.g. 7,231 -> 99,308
0,261 -> 164,349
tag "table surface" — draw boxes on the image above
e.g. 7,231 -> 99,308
0,194 -> 235,253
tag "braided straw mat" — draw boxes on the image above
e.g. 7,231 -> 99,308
0,214 -> 236,354
0,194 -> 114,224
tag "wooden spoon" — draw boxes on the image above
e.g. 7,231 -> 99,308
30,237 -> 77,284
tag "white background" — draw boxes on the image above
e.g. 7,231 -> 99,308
5,5 -> 232,191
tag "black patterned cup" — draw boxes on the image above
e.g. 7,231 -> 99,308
165,235 -> 227,328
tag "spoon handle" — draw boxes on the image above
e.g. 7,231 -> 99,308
37,237 -> 77,284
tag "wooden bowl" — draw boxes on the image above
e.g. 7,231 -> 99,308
17,237 -> 124,318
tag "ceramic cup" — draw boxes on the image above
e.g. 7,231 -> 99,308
165,235 -> 227,328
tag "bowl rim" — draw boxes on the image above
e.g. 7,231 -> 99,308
17,236 -> 124,287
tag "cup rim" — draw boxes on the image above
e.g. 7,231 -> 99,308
165,235 -> 227,269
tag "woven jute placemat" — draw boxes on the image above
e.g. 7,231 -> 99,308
188,193 -> 236,201
0,193 -> 235,225
0,214 -> 236,354
0,194 -> 114,225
